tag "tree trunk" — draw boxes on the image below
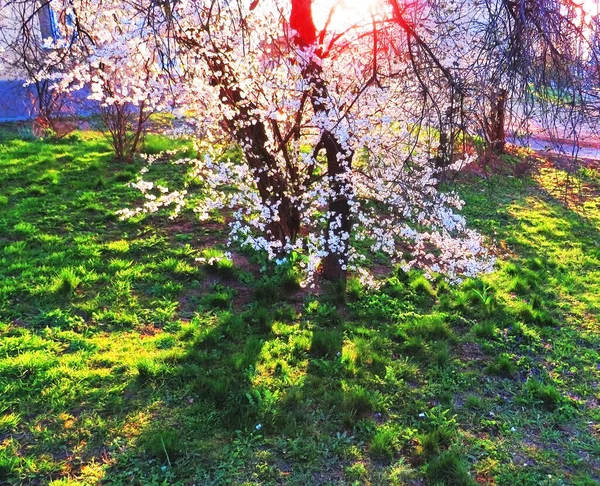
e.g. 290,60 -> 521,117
201,50 -> 301,247
320,132 -> 352,284
291,0 -> 353,284
489,88 -> 507,154
435,105 -> 453,177
240,120 -> 301,244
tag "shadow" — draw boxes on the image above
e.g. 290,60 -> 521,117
2,131 -> 599,485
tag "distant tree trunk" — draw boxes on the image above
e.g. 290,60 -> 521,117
435,104 -> 454,176
489,88 -> 507,154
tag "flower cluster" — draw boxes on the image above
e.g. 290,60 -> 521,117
45,0 -> 500,284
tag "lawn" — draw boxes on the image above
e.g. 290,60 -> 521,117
0,130 -> 599,485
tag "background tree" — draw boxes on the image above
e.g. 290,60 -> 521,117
43,2 -> 171,161
0,0 -> 74,135
474,0 -> 595,156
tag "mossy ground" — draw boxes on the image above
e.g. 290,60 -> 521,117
0,131 -> 599,485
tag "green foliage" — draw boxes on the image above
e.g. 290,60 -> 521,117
467,281 -> 496,315
0,449 -> 18,480
244,305 -> 273,333
432,340 -> 452,368
140,429 -> 182,464
410,275 -> 436,298
345,462 -> 369,482
200,286 -> 234,310
310,330 -> 343,358
370,427 -> 398,460
341,386 -> 376,418
472,321 -> 495,339
0,131 -> 598,485
524,378 -> 563,410
425,451 -> 476,486
51,266 -> 82,294
486,353 -> 517,377
346,276 -> 363,301
306,300 -> 343,327
407,314 -> 456,342
0,413 -> 20,434
418,426 -> 455,458
201,248 -> 235,279
464,395 -> 485,411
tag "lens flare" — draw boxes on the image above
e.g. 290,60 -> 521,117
313,0 -> 384,32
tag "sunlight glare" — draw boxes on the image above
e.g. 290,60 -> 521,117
313,0 -> 384,32
581,0 -> 599,15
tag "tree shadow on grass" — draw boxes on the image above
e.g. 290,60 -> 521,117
0,299 -> 275,484
2,134 -> 599,484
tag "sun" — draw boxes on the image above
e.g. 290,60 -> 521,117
581,0 -> 599,14
313,0 -> 384,32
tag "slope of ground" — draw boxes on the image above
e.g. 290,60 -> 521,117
0,130 -> 598,485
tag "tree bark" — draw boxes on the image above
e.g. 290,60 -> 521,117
320,132 -> 352,284
489,88 -> 507,154
435,104 -> 453,175
203,51 -> 301,246
291,0 -> 353,284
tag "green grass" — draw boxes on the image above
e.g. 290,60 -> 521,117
0,130 -> 598,484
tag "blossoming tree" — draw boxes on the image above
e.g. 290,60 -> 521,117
36,0 -> 500,285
